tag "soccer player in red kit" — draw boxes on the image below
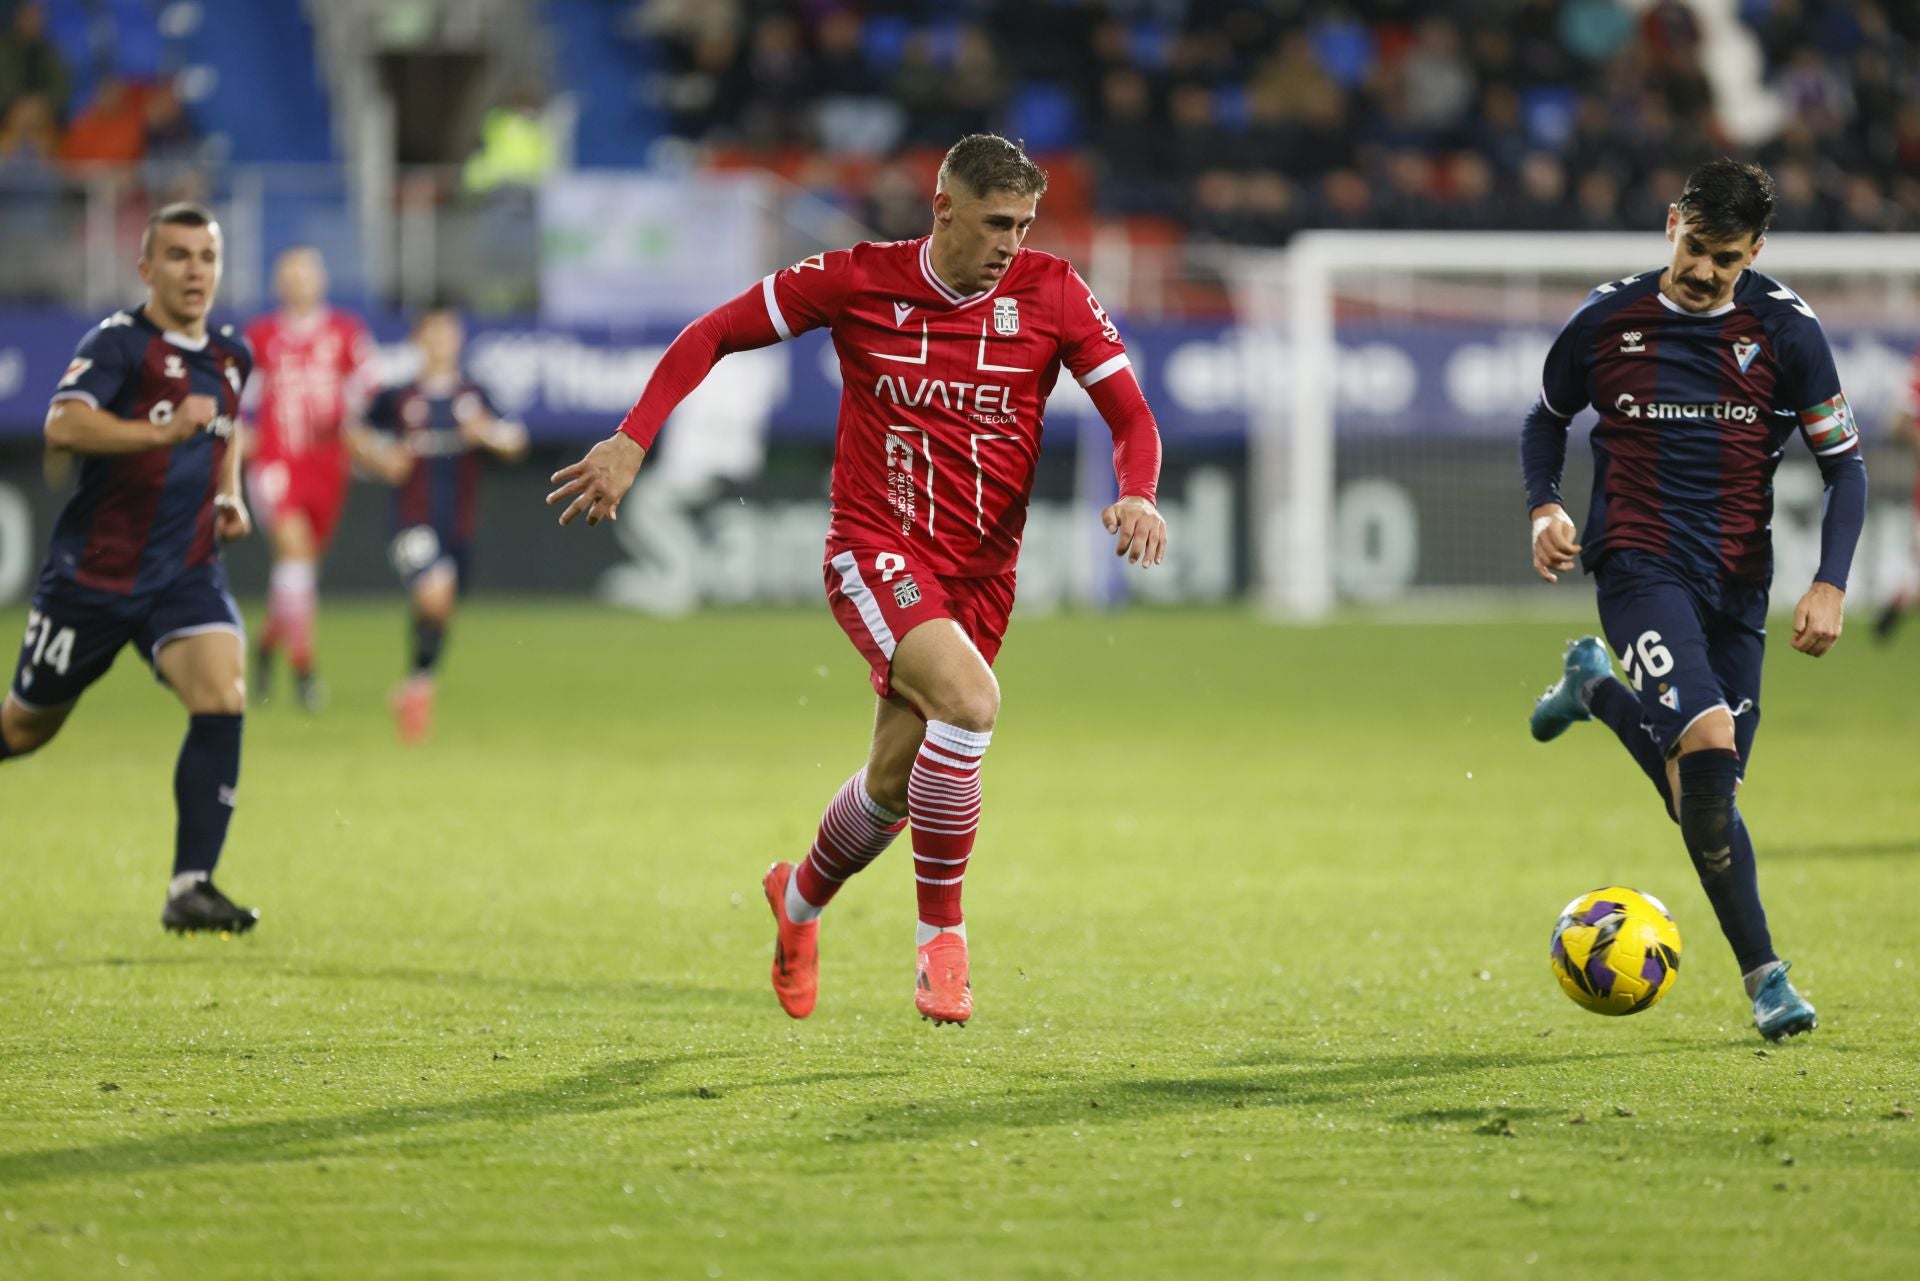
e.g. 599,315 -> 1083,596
548,135 -> 1166,1025
244,247 -> 378,710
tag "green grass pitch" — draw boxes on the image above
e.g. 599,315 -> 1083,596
1,600 -> 1916,1279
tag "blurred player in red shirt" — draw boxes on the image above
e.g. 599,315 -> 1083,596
1875,344 -> 1920,639
243,248 -> 377,710
550,135 -> 1167,1026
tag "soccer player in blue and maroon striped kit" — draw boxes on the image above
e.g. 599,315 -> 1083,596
1,203 -> 261,934
1521,160 -> 1867,1041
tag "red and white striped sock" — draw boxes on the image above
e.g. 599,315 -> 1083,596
909,720 -> 991,935
268,560 -> 318,674
788,768 -> 906,922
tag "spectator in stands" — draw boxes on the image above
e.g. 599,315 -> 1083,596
625,0 -> 1920,246
736,13 -> 812,146
142,82 -> 202,173
1572,168 -> 1626,231
463,85 -> 557,314
0,90 -> 66,300
0,89 -> 56,170
58,74 -> 147,167
1090,68 -> 1173,216
0,2 -> 69,123
1400,18 -> 1476,140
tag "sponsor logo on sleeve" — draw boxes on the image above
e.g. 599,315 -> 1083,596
1086,293 -> 1119,344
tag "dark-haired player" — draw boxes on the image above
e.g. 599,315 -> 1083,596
1522,159 -> 1867,1040
2,203 -> 260,934
548,134 -> 1166,1026
361,307 -> 526,744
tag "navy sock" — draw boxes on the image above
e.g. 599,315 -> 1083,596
411,615 -> 446,675
1677,749 -> 1777,975
174,714 -> 242,878
1587,675 -> 1675,821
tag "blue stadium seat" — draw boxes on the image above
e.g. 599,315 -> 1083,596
541,0 -> 662,168
107,0 -> 165,80
174,0 -> 334,163
1521,86 -> 1578,149
1127,20 -> 1173,71
1006,82 -> 1079,153
861,16 -> 911,72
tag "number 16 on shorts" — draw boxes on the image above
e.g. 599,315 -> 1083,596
1619,629 -> 1673,691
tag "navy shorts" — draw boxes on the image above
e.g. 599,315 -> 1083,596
8,563 -> 244,711
389,525 -> 471,594
1593,551 -> 1766,770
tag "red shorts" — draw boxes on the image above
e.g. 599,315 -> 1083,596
823,548 -> 1016,698
248,455 -> 350,549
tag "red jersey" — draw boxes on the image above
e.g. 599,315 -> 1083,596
244,308 -> 376,463
763,239 -> 1135,576
618,236 -> 1160,579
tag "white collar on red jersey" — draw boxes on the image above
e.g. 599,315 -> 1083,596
918,238 -> 1006,310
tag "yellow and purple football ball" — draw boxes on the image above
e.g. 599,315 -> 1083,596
1550,886 -> 1683,1016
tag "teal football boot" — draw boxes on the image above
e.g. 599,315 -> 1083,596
1752,961 -> 1818,1041
1530,636 -> 1614,742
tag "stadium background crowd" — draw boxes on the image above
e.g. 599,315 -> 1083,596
1,0 -> 1917,298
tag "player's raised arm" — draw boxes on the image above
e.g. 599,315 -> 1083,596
46,393 -> 215,454
45,324 -> 212,454
550,252 -> 854,528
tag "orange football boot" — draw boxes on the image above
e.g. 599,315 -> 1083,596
914,932 -> 972,1025
391,675 -> 434,745
763,861 -> 819,1019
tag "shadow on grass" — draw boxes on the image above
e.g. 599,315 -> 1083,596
831,1047 -> 1650,1146
0,1053 -> 913,1190
0,1053 -> 721,1189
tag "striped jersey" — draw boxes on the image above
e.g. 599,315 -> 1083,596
1533,267 -> 1859,585
44,306 -> 252,595
363,374 -> 499,542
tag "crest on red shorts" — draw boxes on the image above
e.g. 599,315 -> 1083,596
892,575 -> 922,608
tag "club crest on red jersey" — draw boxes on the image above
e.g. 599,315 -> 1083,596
993,297 -> 1019,336
1732,337 -> 1760,373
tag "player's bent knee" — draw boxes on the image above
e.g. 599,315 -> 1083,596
938,680 -> 1000,733
1676,707 -> 1737,755
1,701 -> 68,756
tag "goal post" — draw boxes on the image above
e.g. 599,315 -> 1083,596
1227,231 -> 1920,621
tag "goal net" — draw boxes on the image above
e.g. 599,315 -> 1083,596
1222,232 -> 1920,620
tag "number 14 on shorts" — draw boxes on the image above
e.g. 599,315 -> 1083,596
19,610 -> 78,683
